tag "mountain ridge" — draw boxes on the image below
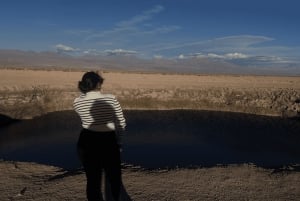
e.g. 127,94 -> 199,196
0,49 -> 298,76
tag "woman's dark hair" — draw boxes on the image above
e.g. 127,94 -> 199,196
78,71 -> 104,93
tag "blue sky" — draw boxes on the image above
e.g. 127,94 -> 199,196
1,0 -> 300,66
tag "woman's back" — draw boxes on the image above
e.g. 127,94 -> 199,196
74,91 -> 126,132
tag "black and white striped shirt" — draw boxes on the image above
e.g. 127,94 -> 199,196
73,91 -> 126,132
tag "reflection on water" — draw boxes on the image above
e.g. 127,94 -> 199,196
0,110 -> 299,170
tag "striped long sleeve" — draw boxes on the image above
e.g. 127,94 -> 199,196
73,91 -> 126,132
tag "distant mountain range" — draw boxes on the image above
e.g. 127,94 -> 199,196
0,49 -> 299,76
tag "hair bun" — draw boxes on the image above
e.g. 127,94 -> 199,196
78,71 -> 104,93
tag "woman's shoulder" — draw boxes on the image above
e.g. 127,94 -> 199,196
100,93 -> 116,99
73,93 -> 86,103
73,92 -> 117,103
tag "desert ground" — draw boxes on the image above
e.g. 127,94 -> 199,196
0,69 -> 300,118
0,69 -> 300,200
1,161 -> 299,201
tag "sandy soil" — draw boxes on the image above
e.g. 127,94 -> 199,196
1,161 -> 299,201
0,69 -> 300,90
1,69 -> 300,118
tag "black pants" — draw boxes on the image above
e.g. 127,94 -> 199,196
77,129 -> 121,201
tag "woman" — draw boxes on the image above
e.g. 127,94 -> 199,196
74,71 -> 126,201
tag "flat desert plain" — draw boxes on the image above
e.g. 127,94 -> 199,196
1,69 -> 300,118
0,69 -> 300,201
0,69 -> 299,90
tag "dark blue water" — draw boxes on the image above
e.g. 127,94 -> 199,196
0,110 -> 299,170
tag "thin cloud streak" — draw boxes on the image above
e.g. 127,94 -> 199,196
154,35 -> 274,52
64,29 -> 94,36
139,25 -> 181,35
116,5 -> 164,27
84,5 -> 178,42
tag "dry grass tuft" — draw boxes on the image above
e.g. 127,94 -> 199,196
0,86 -> 77,118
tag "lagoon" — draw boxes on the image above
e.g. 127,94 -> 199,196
1,110 -> 299,170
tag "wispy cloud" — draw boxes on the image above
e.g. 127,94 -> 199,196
212,35 -> 274,47
55,44 -> 79,53
155,35 -> 274,53
152,34 -> 298,66
85,5 -> 179,42
139,25 -> 181,35
82,49 -> 102,55
178,51 -> 293,67
185,52 -> 249,60
104,48 -> 138,56
64,29 -> 93,36
116,5 -> 164,27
